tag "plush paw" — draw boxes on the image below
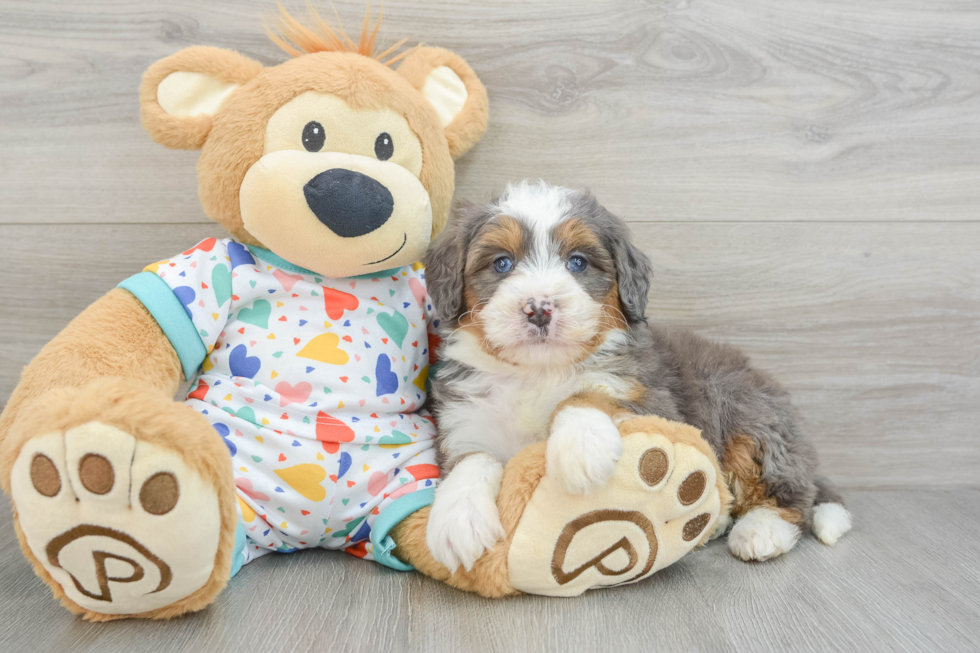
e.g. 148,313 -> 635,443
546,407 -> 624,495
708,511 -> 733,541
727,507 -> 801,561
9,422 -> 223,615
508,415 -> 724,596
426,455 -> 506,572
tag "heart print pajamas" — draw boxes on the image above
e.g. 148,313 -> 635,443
120,237 -> 440,573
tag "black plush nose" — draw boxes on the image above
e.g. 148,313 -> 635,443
303,169 -> 394,238
524,299 -> 553,328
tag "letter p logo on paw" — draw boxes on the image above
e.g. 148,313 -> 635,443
45,525 -> 172,603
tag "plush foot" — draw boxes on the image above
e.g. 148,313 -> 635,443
391,414 -> 729,598
727,507 -> 801,561
708,511 -> 733,541
507,415 -> 729,596
3,380 -> 237,619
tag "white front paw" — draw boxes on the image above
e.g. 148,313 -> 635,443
728,507 -> 801,561
426,455 -> 505,572
546,407 -> 624,495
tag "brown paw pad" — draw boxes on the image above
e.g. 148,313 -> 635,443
30,454 -> 61,497
79,453 -> 115,495
678,471 -> 707,506
139,472 -> 180,516
682,513 -> 712,541
638,448 -> 670,487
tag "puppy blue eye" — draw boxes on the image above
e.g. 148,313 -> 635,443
493,256 -> 513,273
566,255 -> 587,273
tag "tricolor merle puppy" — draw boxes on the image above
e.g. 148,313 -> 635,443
422,181 -> 853,572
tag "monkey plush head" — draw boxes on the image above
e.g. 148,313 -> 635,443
139,6 -> 488,278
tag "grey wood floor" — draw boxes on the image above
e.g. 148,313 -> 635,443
1,0 -> 978,651
1,491 -> 978,652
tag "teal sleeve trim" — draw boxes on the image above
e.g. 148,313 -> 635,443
229,519 -> 247,579
118,271 -> 207,381
370,487 -> 436,571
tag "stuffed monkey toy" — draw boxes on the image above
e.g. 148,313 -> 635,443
0,6 -> 728,621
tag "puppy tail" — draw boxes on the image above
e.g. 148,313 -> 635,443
814,476 -> 844,505
810,476 -> 853,547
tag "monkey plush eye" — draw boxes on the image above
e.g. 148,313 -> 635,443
493,256 -> 513,274
302,121 -> 325,152
374,132 -> 394,161
566,255 -> 587,273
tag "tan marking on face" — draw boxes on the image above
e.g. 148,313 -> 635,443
567,283 -> 628,365
464,215 -> 526,274
723,434 -> 802,524
555,217 -> 626,347
553,217 -> 603,257
458,287 -> 503,361
456,216 -> 531,362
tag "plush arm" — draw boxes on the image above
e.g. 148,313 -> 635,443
0,288 -> 183,447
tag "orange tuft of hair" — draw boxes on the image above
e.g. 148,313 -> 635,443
266,1 -> 415,66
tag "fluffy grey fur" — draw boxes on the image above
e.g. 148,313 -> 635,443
424,185 -> 841,526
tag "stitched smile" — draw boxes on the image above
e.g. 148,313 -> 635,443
365,233 -> 407,265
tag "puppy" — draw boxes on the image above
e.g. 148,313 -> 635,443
422,181 -> 853,572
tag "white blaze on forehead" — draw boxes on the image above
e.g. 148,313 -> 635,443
492,181 -> 577,259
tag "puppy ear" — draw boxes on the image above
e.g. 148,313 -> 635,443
423,210 -> 468,325
140,46 -> 263,150
611,225 -> 653,324
397,47 -> 489,160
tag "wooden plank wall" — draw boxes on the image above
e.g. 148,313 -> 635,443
1,0 -> 978,488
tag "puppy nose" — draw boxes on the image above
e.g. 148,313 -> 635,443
303,169 -> 394,238
524,298 -> 553,328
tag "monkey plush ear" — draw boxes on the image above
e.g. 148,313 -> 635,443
397,47 -> 489,160
140,46 -> 263,150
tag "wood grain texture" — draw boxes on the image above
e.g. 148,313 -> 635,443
2,1 -> 979,650
1,491 -> 977,652
1,221 -> 977,488
2,0 -> 980,224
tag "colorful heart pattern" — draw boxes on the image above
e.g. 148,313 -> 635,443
276,381 -> 312,407
375,354 -> 399,396
322,287 -> 359,320
238,299 -> 272,329
297,333 -> 349,365
376,310 -> 408,348
147,237 -> 439,563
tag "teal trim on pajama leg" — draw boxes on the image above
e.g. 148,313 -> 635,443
370,487 -> 436,571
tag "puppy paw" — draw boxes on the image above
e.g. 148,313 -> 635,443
727,507 -> 801,561
426,455 -> 505,572
546,407 -> 623,495
812,502 -> 853,546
